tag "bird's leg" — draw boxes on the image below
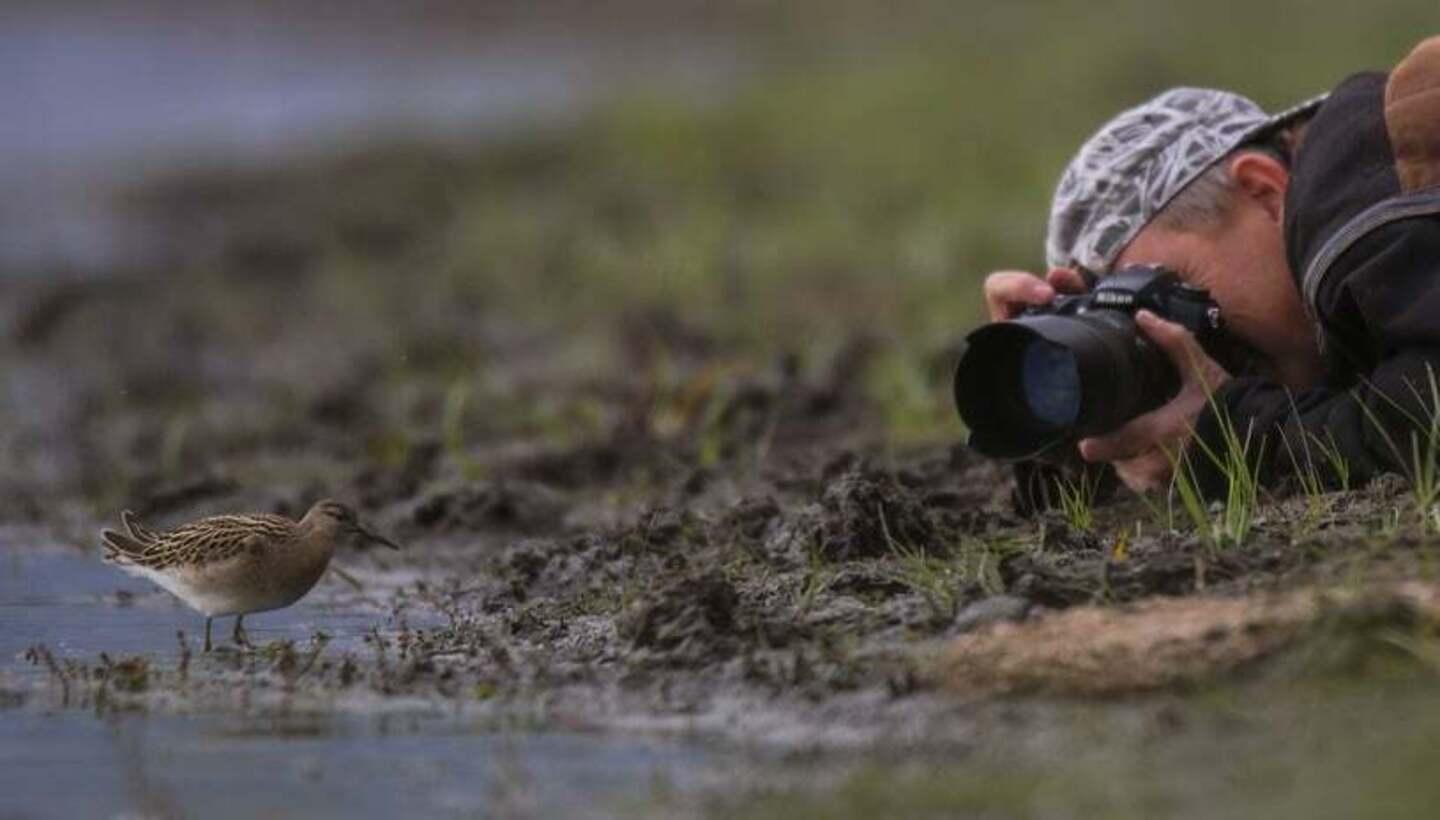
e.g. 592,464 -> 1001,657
232,615 -> 250,648
204,617 -> 213,653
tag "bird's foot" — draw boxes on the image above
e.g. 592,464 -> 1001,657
232,615 -> 252,650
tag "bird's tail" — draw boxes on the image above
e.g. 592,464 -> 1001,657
101,527 -> 147,559
121,510 -> 160,545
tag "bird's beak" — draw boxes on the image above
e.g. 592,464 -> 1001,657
358,526 -> 402,551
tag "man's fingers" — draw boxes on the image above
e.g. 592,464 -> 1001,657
1079,391 -> 1198,463
980,268 -> 1088,322
1136,309 -> 1214,378
1137,309 -> 1232,393
1045,267 -> 1088,295
1135,309 -> 1197,356
1114,449 -> 1175,493
1079,414 -> 1165,463
983,271 -> 1055,320
1073,311 -> 1227,485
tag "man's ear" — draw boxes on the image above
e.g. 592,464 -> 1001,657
1226,151 -> 1289,223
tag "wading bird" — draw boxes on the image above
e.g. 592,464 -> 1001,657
102,500 -> 399,651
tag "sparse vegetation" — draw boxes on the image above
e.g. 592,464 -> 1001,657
1171,405 -> 1263,551
6,1 -> 1440,816
1055,469 -> 1102,533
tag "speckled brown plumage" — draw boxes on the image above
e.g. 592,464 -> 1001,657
101,500 -> 400,651
105,511 -> 299,570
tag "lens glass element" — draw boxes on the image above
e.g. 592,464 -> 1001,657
1021,340 -> 1080,428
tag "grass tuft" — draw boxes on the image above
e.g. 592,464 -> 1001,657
1171,403 -> 1262,551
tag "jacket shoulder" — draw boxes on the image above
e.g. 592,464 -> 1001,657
1284,72 -> 1394,280
1387,35 -> 1440,192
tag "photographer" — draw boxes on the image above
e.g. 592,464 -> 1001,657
982,35 -> 1440,502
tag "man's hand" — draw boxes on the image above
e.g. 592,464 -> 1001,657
1077,310 -> 1231,492
983,267 -> 1089,320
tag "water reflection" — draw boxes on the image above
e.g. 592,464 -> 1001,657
0,545 -> 388,664
1,4 -> 739,272
0,544 -> 712,817
1,710 -> 708,818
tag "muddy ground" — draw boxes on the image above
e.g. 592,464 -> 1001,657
9,8 -> 1440,810
8,155 -> 1440,736
12,240 -> 1440,815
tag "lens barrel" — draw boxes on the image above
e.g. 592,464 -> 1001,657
953,311 -> 1178,460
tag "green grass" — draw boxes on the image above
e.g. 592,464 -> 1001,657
1354,366 -> 1440,532
1170,401 -> 1263,550
268,0 -> 1435,451
1056,468 -> 1106,532
876,504 -> 961,620
1279,423 -> 1353,538
73,3 -> 1436,490
1280,423 -> 1353,499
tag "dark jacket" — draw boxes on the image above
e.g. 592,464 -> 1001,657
1191,36 -> 1440,494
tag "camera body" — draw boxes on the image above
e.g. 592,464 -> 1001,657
1032,266 -> 1220,333
954,265 -> 1226,461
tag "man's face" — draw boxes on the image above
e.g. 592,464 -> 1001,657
1113,192 -> 1323,389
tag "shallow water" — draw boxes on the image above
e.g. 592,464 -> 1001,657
1,710 -> 707,818
0,543 -> 714,818
0,5 -> 741,273
0,545 -> 382,662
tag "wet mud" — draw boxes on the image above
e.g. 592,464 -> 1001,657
6,244 -> 1437,733
8,142 -> 1440,820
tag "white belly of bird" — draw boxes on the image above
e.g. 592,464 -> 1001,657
128,551 -> 330,617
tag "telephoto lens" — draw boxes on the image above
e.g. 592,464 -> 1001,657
953,266 -> 1223,461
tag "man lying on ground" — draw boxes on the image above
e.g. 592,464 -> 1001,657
983,35 -> 1440,506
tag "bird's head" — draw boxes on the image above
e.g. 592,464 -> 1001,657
304,499 -> 401,550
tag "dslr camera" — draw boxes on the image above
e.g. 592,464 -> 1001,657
953,265 -> 1231,461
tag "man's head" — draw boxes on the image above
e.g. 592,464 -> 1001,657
1046,87 -> 1322,275
1046,88 -> 1327,388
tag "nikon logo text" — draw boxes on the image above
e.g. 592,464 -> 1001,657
1092,292 -> 1133,306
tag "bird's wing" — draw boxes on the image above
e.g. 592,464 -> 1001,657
128,514 -> 293,570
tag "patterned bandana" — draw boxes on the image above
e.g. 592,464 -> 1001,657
1045,88 -> 1327,274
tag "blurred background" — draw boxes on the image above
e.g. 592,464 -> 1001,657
2,0 -> 1435,520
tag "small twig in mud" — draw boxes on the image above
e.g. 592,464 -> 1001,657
326,566 -> 394,611
266,641 -> 301,690
328,565 -> 365,591
270,631 -> 333,693
98,652 -> 150,695
299,630 -> 331,679
365,626 -> 391,689
24,644 -> 70,706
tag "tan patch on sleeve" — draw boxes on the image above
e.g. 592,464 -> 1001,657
937,594 -> 1315,696
936,582 -> 1440,697
1387,35 -> 1440,192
